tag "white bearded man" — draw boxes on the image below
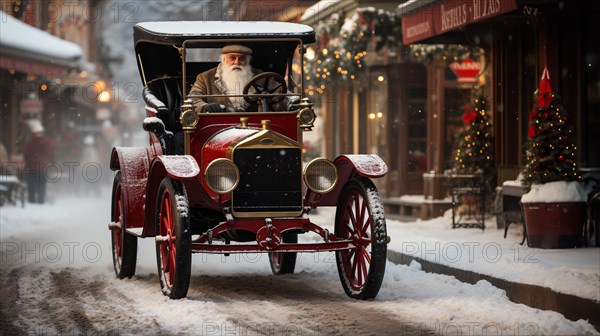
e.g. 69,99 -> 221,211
189,44 -> 299,113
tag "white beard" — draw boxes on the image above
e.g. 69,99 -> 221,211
219,63 -> 254,111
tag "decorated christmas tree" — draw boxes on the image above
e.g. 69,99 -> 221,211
452,90 -> 494,187
523,67 -> 579,185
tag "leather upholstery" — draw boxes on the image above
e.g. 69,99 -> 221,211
143,77 -> 184,134
142,77 -> 185,154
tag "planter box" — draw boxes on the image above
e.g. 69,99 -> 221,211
522,202 -> 586,249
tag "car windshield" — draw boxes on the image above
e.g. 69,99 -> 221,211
181,38 -> 305,101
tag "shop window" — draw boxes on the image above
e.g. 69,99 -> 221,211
444,87 -> 471,170
367,71 -> 388,162
406,86 -> 427,171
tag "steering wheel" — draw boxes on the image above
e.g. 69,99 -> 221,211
243,72 -> 287,112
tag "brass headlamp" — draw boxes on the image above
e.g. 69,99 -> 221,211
179,99 -> 198,154
297,97 -> 316,131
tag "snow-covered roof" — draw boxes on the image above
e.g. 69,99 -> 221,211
0,11 -> 82,66
301,0 -> 343,21
300,0 -> 360,24
396,0 -> 439,15
135,21 -> 314,39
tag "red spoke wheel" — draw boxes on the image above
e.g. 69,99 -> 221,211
110,171 -> 137,279
155,177 -> 191,299
269,232 -> 297,275
335,176 -> 387,299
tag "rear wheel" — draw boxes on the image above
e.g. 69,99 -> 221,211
155,176 -> 192,299
268,232 -> 297,275
110,171 -> 137,279
335,176 -> 387,300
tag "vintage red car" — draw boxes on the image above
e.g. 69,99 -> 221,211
109,21 -> 389,300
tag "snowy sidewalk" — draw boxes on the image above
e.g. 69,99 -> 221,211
385,212 -> 600,331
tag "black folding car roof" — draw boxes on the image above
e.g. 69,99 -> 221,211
133,21 -> 316,84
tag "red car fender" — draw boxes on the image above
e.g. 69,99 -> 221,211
142,155 -> 200,236
335,154 -> 388,178
109,147 -> 150,233
155,155 -> 201,179
309,154 -> 388,206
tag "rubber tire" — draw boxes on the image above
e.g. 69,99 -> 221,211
155,176 -> 192,299
335,176 -> 387,300
111,171 -> 138,279
268,232 -> 298,275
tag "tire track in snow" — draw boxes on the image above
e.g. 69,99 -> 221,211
182,273 -> 433,335
1,262 -> 163,335
2,238 -> 430,335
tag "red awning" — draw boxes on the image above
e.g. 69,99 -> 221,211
0,54 -> 67,77
398,0 -> 519,44
0,11 -> 82,76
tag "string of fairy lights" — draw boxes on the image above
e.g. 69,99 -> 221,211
300,8 -> 476,96
452,93 -> 494,193
523,93 -> 579,185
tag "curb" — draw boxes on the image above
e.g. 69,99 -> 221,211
387,250 -> 600,332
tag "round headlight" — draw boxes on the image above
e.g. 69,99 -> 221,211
298,107 -> 316,126
205,159 -> 239,194
180,109 -> 198,128
304,158 -> 338,194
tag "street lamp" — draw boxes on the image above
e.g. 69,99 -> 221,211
98,90 -> 111,103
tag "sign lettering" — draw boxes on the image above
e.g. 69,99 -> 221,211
406,21 -> 431,39
441,4 -> 467,32
401,0 -> 518,44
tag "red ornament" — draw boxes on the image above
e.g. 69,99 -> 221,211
462,106 -> 477,125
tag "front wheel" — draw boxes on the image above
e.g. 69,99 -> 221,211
110,171 -> 137,279
155,177 -> 191,299
268,232 -> 297,275
335,176 -> 387,300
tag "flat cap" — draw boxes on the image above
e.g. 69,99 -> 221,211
221,44 -> 252,55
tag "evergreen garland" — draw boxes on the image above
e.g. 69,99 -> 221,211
408,44 -> 475,64
303,8 -> 477,95
304,8 -> 403,95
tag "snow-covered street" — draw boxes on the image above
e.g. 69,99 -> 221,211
1,184 -> 598,336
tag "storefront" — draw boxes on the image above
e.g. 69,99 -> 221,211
0,11 -> 83,161
397,0 -> 600,186
298,1 -> 489,219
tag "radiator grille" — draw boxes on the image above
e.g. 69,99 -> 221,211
232,148 -> 302,215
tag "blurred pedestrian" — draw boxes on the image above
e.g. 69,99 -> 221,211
24,121 -> 55,203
